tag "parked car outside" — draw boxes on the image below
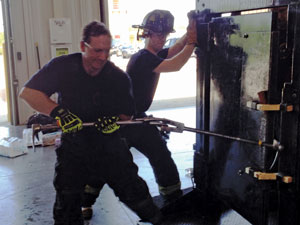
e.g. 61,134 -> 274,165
110,39 -> 121,56
121,45 -> 137,58
164,37 -> 196,57
163,37 -> 179,49
115,44 -> 138,58
115,43 -> 128,57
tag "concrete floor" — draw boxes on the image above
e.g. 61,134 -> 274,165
0,106 -> 251,225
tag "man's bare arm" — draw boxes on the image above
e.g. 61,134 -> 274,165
119,114 -> 132,121
19,87 -> 58,116
154,20 -> 197,73
166,34 -> 187,58
153,43 -> 195,73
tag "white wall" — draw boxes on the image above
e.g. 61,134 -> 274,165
6,0 -> 101,124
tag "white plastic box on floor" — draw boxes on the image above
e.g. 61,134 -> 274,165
0,137 -> 28,158
23,128 -> 43,147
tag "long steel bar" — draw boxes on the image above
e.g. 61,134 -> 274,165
182,126 -> 282,150
31,117 -> 284,151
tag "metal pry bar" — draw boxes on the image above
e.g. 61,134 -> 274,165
152,118 -> 284,151
30,117 -> 176,150
181,126 -> 284,151
31,117 -> 284,151
133,117 -> 185,132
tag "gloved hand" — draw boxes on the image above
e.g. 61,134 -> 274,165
50,106 -> 83,133
94,116 -> 120,134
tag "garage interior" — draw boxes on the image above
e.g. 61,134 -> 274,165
1,0 -> 300,225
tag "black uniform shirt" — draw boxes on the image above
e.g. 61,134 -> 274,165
126,48 -> 168,114
25,53 -> 135,122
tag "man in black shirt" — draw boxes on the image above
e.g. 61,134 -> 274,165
82,10 -> 198,220
19,21 -> 162,225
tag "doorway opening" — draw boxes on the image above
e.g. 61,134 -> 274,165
0,2 -> 8,124
107,0 -> 196,110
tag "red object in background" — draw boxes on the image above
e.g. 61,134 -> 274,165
113,0 -> 119,9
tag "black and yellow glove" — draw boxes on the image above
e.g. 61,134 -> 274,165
94,116 -> 120,134
50,106 -> 83,133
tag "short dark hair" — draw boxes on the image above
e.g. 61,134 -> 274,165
82,21 -> 112,43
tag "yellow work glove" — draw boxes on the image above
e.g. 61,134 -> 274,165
94,116 -> 120,134
50,106 -> 83,133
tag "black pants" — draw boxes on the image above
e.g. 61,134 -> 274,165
53,129 -> 161,225
122,123 -> 180,188
83,113 -> 180,207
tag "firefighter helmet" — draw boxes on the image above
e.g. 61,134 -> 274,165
133,9 -> 175,36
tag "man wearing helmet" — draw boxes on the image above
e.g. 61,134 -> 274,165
82,10 -> 198,221
129,9 -> 197,113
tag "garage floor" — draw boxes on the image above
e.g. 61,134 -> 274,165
0,106 -> 252,225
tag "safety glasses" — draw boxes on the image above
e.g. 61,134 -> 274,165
84,42 -> 110,55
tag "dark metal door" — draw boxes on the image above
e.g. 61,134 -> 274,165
194,6 -> 298,225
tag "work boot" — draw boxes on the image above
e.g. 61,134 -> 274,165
161,189 -> 183,207
82,207 -> 93,220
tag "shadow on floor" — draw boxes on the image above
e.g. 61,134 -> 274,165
152,188 -> 251,225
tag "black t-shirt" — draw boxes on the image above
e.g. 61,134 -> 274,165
126,48 -> 168,114
25,53 -> 134,122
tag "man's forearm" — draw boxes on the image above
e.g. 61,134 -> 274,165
119,114 -> 133,121
154,43 -> 195,73
167,34 -> 187,58
19,87 -> 58,116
